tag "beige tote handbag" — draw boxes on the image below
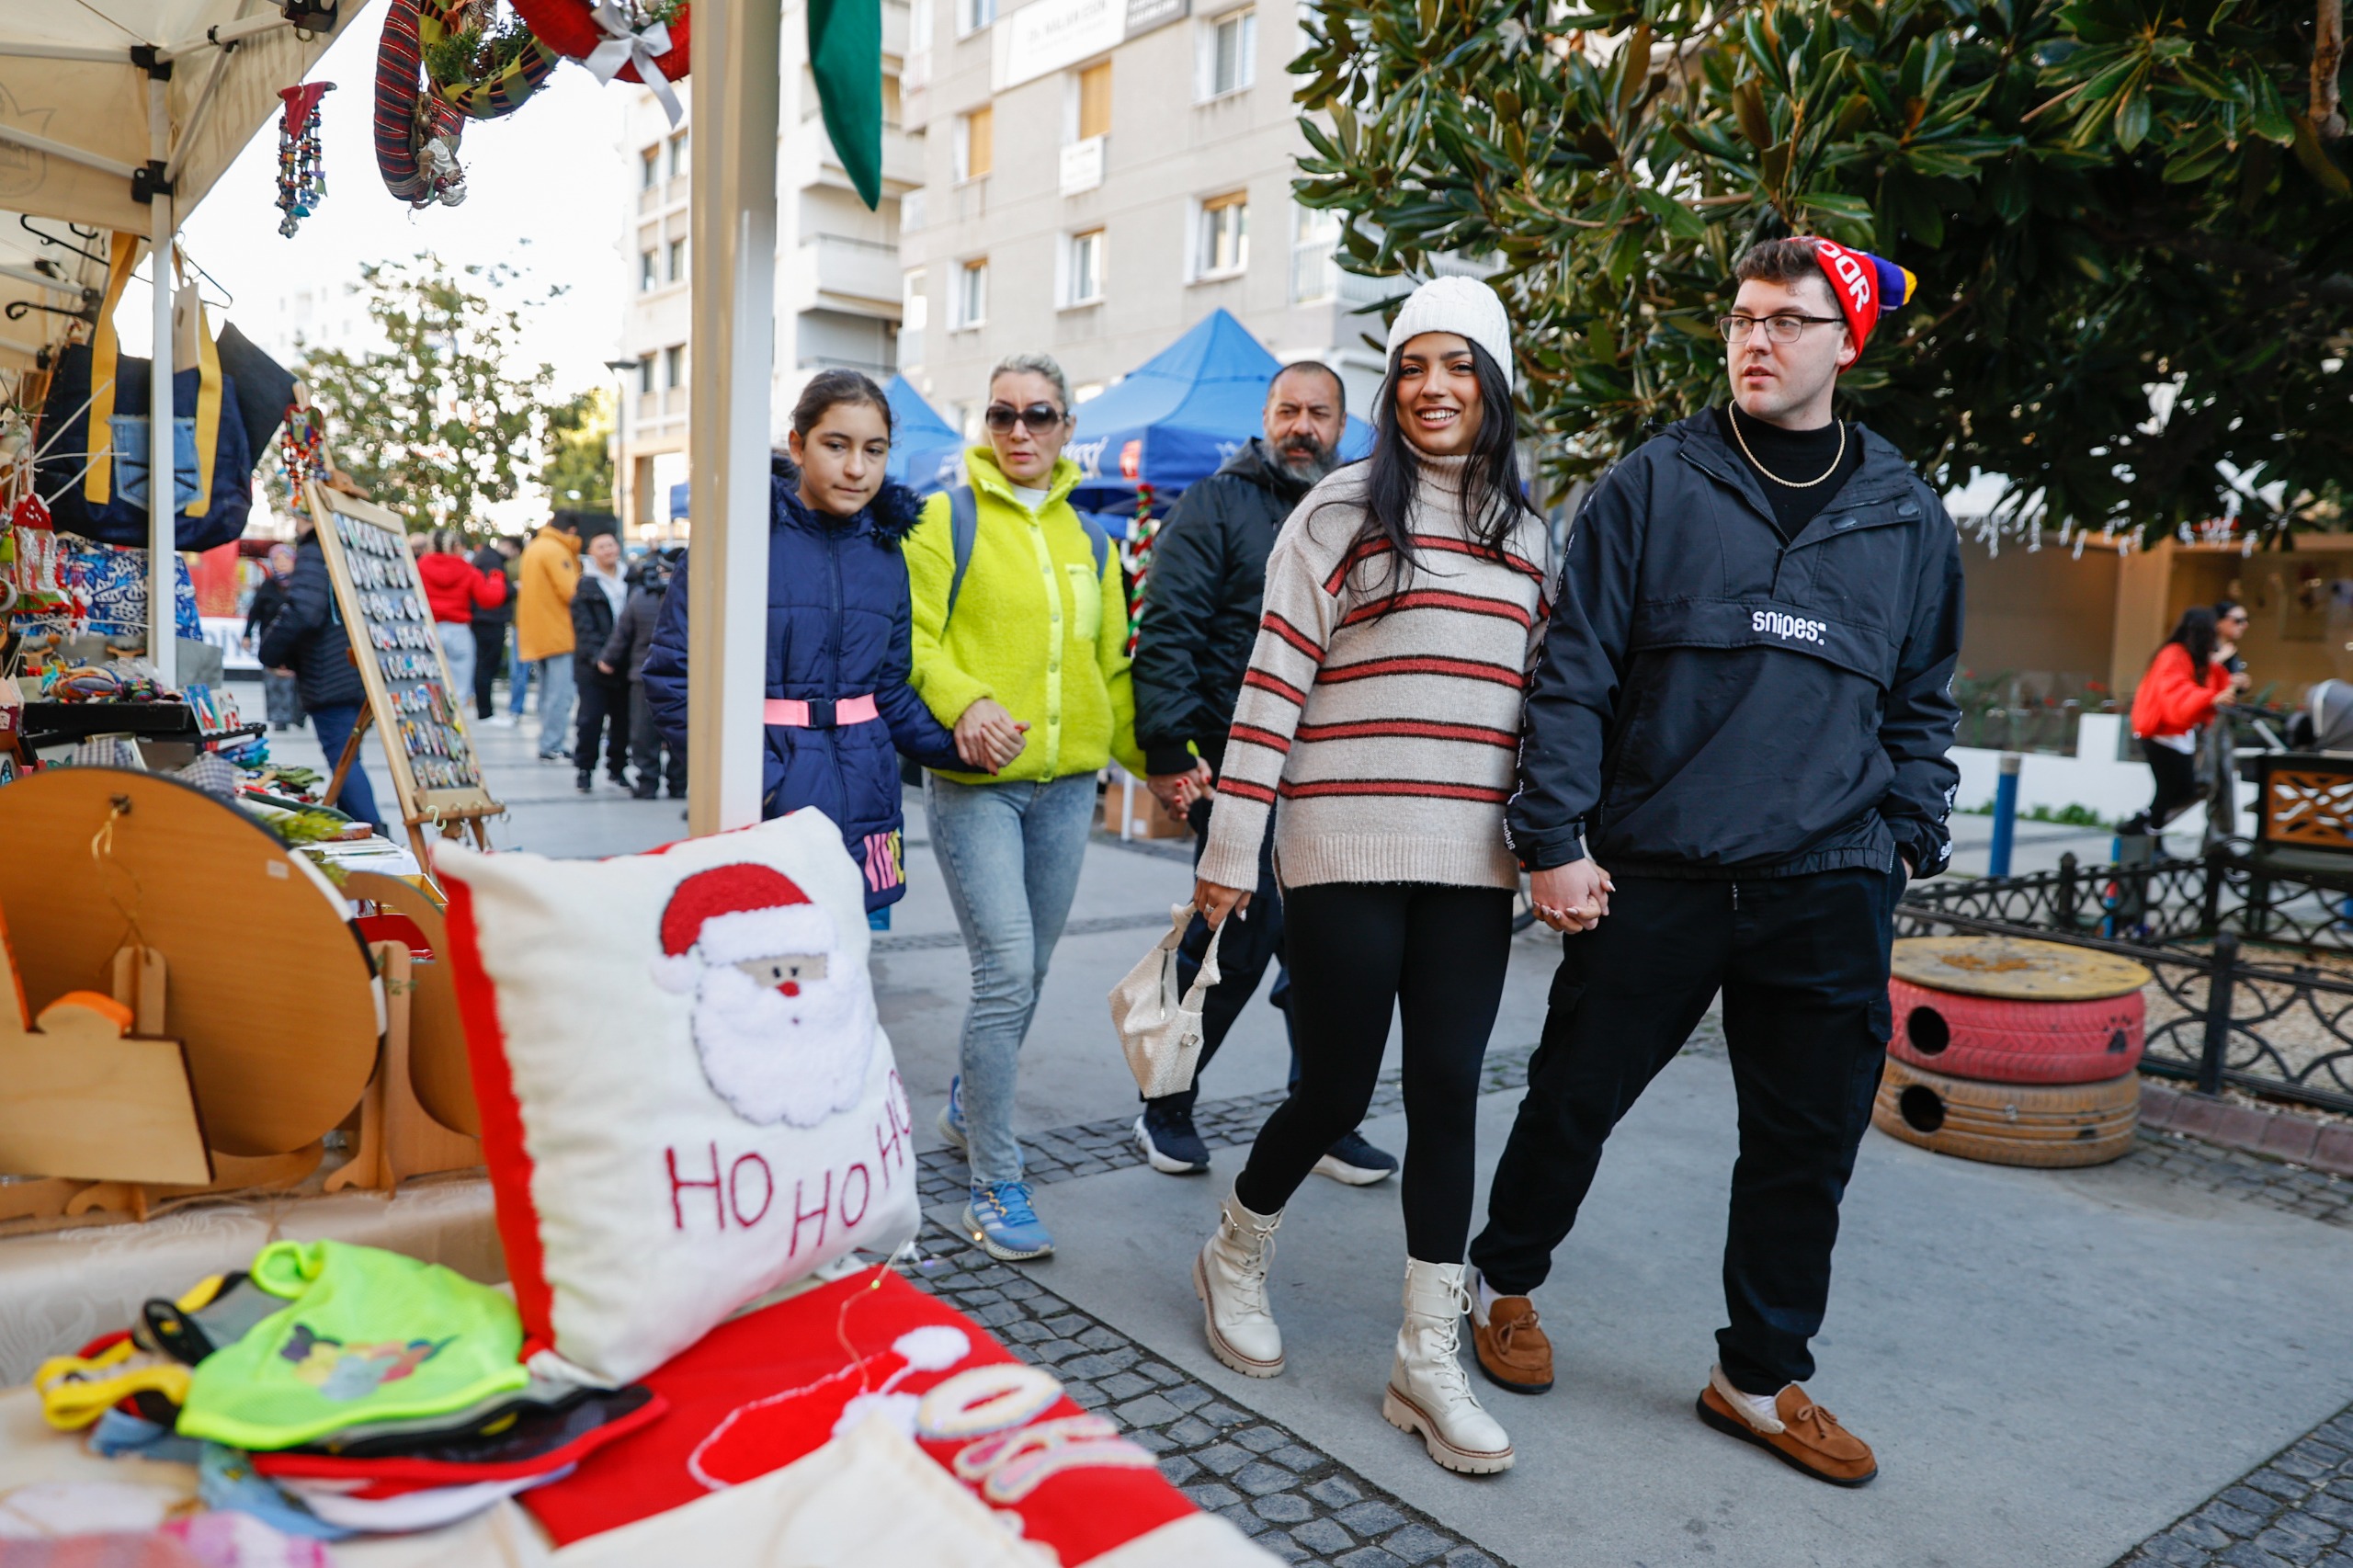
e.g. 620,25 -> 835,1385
1108,903 -> 1226,1098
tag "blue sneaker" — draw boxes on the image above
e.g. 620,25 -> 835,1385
937,1075 -> 969,1154
1314,1129 -> 1399,1187
961,1180 -> 1054,1262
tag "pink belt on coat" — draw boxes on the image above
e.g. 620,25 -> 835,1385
762,694 -> 881,730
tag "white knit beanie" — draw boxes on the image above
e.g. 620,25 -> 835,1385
1384,276 -> 1514,392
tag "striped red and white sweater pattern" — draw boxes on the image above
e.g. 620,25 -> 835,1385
1198,455 -> 1552,892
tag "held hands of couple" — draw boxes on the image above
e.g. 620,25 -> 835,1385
1531,859 -> 1614,935
1147,760 -> 1216,815
953,697 -> 1029,774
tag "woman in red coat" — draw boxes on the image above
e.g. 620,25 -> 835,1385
417,529 -> 508,708
2122,606 -> 2236,835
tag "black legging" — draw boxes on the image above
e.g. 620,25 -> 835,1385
2137,738 -> 2202,831
1235,881 -> 1513,1262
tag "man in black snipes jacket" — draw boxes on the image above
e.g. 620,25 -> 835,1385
1465,238 -> 1963,1487
1131,361 -> 1399,1186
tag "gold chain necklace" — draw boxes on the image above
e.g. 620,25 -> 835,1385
1728,404 -> 1847,488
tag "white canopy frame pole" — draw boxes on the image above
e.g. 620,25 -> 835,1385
684,0 -> 781,835
145,67 -> 176,687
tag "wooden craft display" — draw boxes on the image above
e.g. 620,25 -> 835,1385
301,478 -> 502,878
1892,936 -> 2153,1002
0,768 -> 380,1156
0,903 -> 210,1189
346,871 -> 481,1139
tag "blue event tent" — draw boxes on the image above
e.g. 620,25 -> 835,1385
884,374 -> 968,495
1062,309 -> 1372,513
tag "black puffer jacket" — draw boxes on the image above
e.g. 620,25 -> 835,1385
571,562 -> 625,676
1131,438 -> 1316,775
255,533 -> 363,710
1509,411 -> 1964,880
598,559 -> 669,680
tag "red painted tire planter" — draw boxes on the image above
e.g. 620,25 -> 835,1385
509,0 -> 690,83
1888,976 -> 2143,1085
375,0 -> 468,205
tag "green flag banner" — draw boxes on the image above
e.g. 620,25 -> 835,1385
809,0 -> 884,209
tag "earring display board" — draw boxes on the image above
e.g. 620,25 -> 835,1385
302,479 -> 502,869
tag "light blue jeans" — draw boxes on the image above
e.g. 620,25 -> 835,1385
926,770 -> 1099,1184
532,654 -> 575,757
435,621 -> 476,705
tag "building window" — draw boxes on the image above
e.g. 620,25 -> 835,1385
1066,229 -> 1105,306
957,0 -> 995,35
955,259 -> 988,328
1196,192 -> 1248,278
638,358 -> 655,395
639,146 -> 659,189
667,237 -> 687,282
639,249 -> 658,290
667,129 -> 689,178
1290,204 -> 1339,302
665,344 -> 686,389
1199,10 -> 1256,101
910,0 -> 934,52
955,107 -> 993,181
1076,62 -> 1112,141
883,72 -> 903,130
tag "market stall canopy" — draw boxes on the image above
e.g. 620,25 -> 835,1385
885,371 -> 965,495
1063,308 -> 1373,513
0,2 -> 363,369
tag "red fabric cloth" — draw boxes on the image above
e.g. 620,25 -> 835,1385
2130,642 -> 2230,738
519,1271 -> 1195,1562
417,553 -> 507,623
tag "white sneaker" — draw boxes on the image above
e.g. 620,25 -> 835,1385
484,714 -> 517,728
1192,1186 -> 1283,1378
1382,1258 -> 1513,1473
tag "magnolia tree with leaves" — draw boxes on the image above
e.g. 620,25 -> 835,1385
538,387 -> 615,513
1293,0 -> 2353,535
298,253 -> 566,538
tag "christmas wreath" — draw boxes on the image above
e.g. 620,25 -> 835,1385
511,0 -> 688,121
374,0 -> 469,206
417,0 -> 562,120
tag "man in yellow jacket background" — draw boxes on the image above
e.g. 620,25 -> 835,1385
517,516 -> 584,762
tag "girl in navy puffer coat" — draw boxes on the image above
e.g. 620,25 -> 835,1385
642,372 -> 972,923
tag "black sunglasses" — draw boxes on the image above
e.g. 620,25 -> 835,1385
985,402 -> 1066,433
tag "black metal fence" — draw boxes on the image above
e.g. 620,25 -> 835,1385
1899,852 -> 2353,1117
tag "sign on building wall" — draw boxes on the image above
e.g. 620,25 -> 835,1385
994,0 -> 1124,90
993,0 -> 1190,90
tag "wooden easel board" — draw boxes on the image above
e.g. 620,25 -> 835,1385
301,481 -> 503,840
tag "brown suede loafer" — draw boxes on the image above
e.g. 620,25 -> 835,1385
1697,1381 -> 1878,1487
1469,1293 -> 1553,1394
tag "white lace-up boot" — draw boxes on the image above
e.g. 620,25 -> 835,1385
1193,1187 -> 1284,1378
1382,1258 -> 1515,1473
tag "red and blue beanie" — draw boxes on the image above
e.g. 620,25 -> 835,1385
1804,238 -> 1917,361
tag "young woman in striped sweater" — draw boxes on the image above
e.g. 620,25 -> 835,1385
1188,278 -> 1555,1475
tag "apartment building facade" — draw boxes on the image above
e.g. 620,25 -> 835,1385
614,6 -> 923,535
896,0 -> 1388,437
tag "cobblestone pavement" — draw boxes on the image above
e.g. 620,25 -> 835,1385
903,1221 -> 1511,1568
2110,1405 -> 2353,1568
2127,1128 -> 2353,1230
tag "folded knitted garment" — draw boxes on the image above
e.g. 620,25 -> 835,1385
254,1384 -> 665,1485
177,1241 -> 528,1451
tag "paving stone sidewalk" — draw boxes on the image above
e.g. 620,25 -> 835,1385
2110,1404 -> 2353,1568
902,1221 -> 1510,1568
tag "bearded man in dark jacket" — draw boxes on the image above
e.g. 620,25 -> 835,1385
1465,238 -> 1963,1490
1128,361 -> 1398,1187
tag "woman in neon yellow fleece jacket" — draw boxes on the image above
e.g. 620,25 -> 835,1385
907,351 -> 1149,1264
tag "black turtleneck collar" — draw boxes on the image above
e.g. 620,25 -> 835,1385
1714,404 -> 1863,543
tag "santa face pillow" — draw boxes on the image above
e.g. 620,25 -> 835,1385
437,812 -> 920,1387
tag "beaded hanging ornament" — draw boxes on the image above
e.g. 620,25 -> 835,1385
276,83 -> 335,238
280,404 -> 329,501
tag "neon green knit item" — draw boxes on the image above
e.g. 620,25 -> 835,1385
177,1240 -> 529,1450
905,447 -> 1148,784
